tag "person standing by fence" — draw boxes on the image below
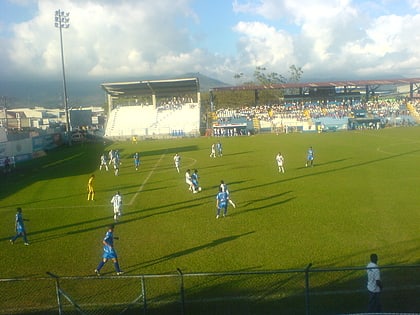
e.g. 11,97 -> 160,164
367,253 -> 382,313
10,207 -> 29,245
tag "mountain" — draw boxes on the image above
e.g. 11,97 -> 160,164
0,73 -> 230,109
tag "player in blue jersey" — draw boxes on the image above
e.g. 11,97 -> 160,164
191,169 -> 201,193
10,207 -> 29,245
94,224 -> 123,276
216,187 -> 229,218
133,152 -> 140,171
220,180 -> 236,208
305,146 -> 314,167
216,141 -> 223,157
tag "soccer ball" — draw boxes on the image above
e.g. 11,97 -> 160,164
198,187 -> 202,192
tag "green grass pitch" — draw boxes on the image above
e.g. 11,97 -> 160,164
1,127 -> 419,280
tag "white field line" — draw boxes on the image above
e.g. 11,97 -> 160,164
127,153 -> 166,206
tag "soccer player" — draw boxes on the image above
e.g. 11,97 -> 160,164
210,143 -> 216,158
185,169 -> 193,192
108,149 -> 114,165
173,153 -> 181,173
216,141 -> 223,157
133,152 -> 140,171
220,180 -> 236,208
10,207 -> 29,245
99,153 -> 109,171
87,174 -> 95,201
305,146 -> 314,167
94,224 -> 123,276
110,191 -> 123,221
112,156 -> 120,176
275,152 -> 285,173
216,187 -> 228,218
191,169 -> 201,193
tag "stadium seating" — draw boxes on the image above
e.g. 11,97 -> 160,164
104,104 -> 200,138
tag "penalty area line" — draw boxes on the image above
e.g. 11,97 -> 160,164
127,153 -> 166,206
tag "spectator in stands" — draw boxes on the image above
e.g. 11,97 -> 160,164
367,253 -> 382,313
3,156 -> 11,173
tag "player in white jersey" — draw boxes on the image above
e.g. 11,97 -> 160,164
100,153 -> 109,171
173,153 -> 181,173
110,191 -> 122,221
275,152 -> 285,173
185,169 -> 193,192
210,143 -> 216,158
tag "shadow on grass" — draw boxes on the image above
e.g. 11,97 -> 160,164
0,144 -> 199,203
125,231 -> 256,271
1,192 -> 210,244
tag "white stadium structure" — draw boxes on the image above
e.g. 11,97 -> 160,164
101,78 -> 201,139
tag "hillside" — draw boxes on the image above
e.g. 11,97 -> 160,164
0,73 -> 230,109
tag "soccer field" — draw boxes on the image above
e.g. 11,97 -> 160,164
1,127 -> 419,280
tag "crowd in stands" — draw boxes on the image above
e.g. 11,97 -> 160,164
157,95 -> 196,111
215,98 -> 420,125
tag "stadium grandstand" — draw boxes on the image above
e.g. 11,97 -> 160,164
101,78 -> 201,139
209,78 -> 420,134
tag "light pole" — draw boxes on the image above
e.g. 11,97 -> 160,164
54,10 -> 71,143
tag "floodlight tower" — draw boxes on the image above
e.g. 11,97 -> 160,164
54,10 -> 71,142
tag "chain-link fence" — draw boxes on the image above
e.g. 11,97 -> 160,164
1,264 -> 419,315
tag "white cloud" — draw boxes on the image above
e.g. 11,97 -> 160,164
1,0 -> 420,88
4,0 -> 205,80
233,21 -> 295,70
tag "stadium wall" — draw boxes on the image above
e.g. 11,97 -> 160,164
0,132 -> 64,168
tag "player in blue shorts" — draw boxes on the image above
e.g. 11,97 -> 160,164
94,224 -> 123,276
191,169 -> 201,193
305,146 -> 314,167
10,207 -> 29,245
216,187 -> 228,218
220,180 -> 236,208
133,152 -> 140,171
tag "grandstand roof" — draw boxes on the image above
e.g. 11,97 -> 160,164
211,77 -> 420,91
101,77 -> 200,98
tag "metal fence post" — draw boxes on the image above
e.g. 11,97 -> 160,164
304,263 -> 313,315
141,275 -> 147,315
47,272 -> 63,315
177,268 -> 185,315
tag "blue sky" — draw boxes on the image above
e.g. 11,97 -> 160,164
1,0 -> 420,86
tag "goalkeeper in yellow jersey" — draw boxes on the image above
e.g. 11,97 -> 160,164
87,174 -> 95,201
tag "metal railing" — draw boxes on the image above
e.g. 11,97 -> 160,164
1,264 -> 419,315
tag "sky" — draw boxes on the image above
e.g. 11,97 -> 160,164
1,0 -> 420,88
